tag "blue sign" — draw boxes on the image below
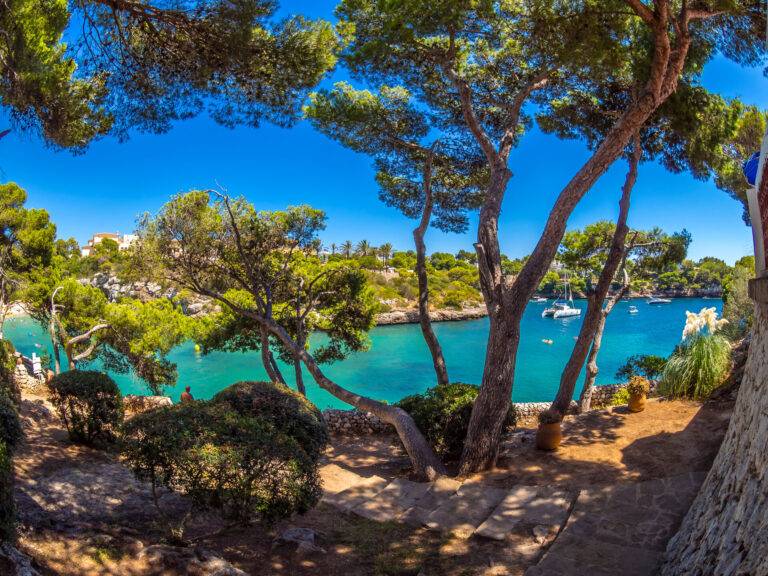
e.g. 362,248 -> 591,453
744,151 -> 760,186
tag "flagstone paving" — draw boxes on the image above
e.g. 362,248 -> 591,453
524,471 -> 707,576
322,467 -> 705,575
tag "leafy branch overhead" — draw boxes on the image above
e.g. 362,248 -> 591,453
0,0 -> 342,149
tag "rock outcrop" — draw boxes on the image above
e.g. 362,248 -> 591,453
86,273 -> 216,316
376,306 -> 487,325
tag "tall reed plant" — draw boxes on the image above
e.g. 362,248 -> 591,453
659,307 -> 732,400
660,333 -> 731,399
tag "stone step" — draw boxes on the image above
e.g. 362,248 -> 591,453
352,478 -> 432,522
424,482 -> 508,538
475,485 -> 572,541
399,477 -> 462,527
322,474 -> 389,512
524,533 -> 663,576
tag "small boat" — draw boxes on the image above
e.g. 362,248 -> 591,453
629,305 -> 638,314
543,275 -> 582,319
542,339 -> 554,345
647,296 -> 672,305
531,296 -> 548,303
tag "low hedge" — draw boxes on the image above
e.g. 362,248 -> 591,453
397,382 -> 517,461
212,381 -> 329,459
121,382 -> 326,526
48,370 -> 123,446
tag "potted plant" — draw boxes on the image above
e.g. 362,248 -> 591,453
627,376 -> 651,413
536,409 -> 562,451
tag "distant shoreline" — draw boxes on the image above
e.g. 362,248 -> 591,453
375,294 -> 723,326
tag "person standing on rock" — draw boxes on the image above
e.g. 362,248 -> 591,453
180,386 -> 194,403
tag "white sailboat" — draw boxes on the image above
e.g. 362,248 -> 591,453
543,276 -> 581,319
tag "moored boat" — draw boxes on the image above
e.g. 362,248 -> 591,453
647,296 -> 672,304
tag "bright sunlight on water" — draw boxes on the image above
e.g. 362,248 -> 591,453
5,297 -> 720,408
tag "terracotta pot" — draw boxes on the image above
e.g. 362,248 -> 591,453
628,392 -> 646,413
536,422 -> 562,451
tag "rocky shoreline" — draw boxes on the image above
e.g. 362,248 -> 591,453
375,306 -> 488,325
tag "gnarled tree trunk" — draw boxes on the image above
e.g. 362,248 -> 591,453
550,137 -> 640,417
578,313 -> 607,412
414,150 -> 449,386
259,326 -> 285,384
455,3 -> 699,473
661,278 -> 768,575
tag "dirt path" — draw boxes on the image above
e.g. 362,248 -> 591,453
11,391 -> 732,576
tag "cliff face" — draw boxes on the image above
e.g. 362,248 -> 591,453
661,277 -> 768,575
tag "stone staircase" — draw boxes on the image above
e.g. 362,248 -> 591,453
321,465 -> 706,575
321,464 -> 573,543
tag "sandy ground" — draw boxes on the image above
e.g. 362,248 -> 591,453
13,392 -> 732,576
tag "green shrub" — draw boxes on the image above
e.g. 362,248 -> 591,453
538,409 -> 561,425
659,334 -> 732,399
0,394 -> 22,451
626,376 -> 651,396
0,440 -> 13,542
212,381 -> 329,460
48,370 -> 123,446
609,388 -> 631,406
397,383 -> 516,461
121,398 -> 322,527
616,354 -> 667,381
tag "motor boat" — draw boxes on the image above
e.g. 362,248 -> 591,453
531,296 -> 548,303
629,305 -> 639,314
543,275 -> 581,319
647,296 -> 672,304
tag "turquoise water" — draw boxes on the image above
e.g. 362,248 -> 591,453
4,297 -> 721,408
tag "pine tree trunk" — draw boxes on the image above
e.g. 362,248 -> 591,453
260,326 -> 285,384
294,356 -> 306,396
458,314 -> 519,474
551,141 -> 639,417
414,150 -> 449,386
578,312 -> 607,412
661,278 -> 768,575
455,6 -> 694,473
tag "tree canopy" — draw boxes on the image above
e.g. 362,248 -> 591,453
1,0 -> 341,149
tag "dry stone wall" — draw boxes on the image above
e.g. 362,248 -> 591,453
661,279 -> 768,576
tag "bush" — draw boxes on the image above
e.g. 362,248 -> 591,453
0,441 -> 13,542
48,370 -> 123,446
538,409 -> 561,425
0,394 -> 22,451
212,381 -> 329,460
659,334 -> 732,399
121,397 -> 323,527
626,376 -> 650,396
609,387 -> 631,406
616,354 -> 667,381
397,383 -> 516,461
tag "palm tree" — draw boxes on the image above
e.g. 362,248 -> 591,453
341,240 -> 353,258
330,242 -> 337,256
379,242 -> 393,266
355,240 -> 370,257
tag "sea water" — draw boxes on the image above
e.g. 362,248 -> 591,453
4,297 -> 721,409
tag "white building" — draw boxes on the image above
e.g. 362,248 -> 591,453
81,232 -> 137,257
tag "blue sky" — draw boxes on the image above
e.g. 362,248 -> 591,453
0,2 -> 765,265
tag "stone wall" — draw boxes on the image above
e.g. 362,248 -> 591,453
661,277 -> 768,575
